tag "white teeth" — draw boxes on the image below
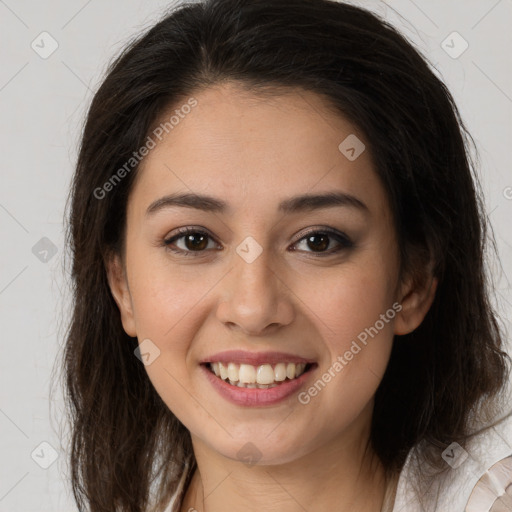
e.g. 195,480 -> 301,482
274,363 -> 287,381
256,364 -> 275,385
208,361 -> 309,387
227,362 -> 238,381
219,362 -> 228,380
239,364 -> 256,384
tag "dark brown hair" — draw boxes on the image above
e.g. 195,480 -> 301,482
59,0 -> 512,510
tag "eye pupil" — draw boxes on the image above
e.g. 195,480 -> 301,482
186,233 -> 208,251
307,233 -> 329,252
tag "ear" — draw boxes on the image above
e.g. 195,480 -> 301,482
105,252 -> 137,337
394,267 -> 438,336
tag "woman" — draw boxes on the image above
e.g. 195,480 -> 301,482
61,0 -> 512,511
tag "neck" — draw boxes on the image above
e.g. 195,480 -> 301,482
179,404 -> 397,512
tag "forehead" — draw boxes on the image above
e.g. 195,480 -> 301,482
128,82 -> 388,219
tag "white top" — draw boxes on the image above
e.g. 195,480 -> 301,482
164,417 -> 512,512
392,417 -> 512,512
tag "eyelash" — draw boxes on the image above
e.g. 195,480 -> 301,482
163,226 -> 354,257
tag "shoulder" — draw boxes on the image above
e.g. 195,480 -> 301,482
392,416 -> 512,512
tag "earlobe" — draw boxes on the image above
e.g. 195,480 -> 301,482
105,253 -> 137,337
394,273 -> 438,336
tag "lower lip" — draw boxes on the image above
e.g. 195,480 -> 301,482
201,363 -> 317,407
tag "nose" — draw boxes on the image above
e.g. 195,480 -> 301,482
215,246 -> 295,336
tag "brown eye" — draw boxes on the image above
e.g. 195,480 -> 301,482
163,226 -> 353,257
164,228 -> 219,256
292,229 -> 353,255
305,233 -> 330,252
181,232 -> 209,251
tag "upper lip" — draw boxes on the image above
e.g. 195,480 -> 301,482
200,350 -> 316,366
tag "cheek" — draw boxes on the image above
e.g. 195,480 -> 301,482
126,256 -> 207,381
297,271 -> 395,433
127,244 -> 210,338
127,268 -> 208,418
298,259 -> 397,410
305,266 -> 396,344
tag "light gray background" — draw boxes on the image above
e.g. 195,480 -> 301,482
0,1 -> 511,510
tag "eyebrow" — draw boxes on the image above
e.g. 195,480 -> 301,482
145,191 -> 369,217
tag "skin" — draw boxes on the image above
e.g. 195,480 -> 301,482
107,82 -> 437,512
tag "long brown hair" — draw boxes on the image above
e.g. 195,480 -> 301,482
58,0 -> 511,510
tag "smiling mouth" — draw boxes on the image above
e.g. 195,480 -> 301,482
204,361 -> 316,389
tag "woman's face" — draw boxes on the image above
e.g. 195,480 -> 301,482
108,82 -> 434,466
